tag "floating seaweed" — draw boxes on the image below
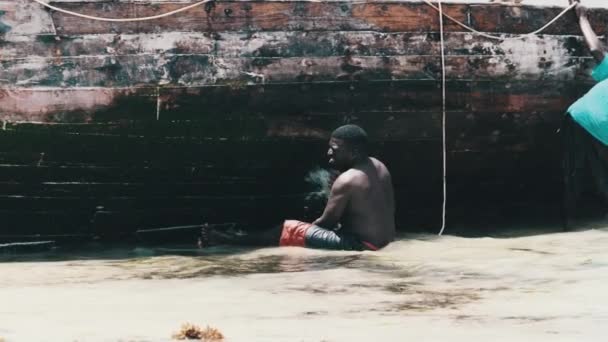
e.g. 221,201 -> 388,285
172,322 -> 224,341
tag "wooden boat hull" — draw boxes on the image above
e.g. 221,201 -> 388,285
1,1 -> 607,241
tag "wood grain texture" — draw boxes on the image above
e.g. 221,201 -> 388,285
0,32 -> 593,60
1,1 -> 604,237
43,1 -> 608,35
0,54 -> 594,88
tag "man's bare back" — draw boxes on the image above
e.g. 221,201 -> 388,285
333,157 -> 395,247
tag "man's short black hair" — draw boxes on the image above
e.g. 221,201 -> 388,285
331,124 -> 368,152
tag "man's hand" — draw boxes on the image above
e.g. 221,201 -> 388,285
313,173 -> 350,229
570,0 -> 606,63
576,4 -> 588,18
568,0 -> 586,17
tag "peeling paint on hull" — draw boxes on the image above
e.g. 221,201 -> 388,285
0,0 -> 607,240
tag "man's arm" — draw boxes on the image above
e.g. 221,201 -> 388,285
571,1 -> 606,63
386,172 -> 395,215
312,175 -> 350,228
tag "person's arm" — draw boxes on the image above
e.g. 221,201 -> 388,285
571,1 -> 606,63
386,172 -> 395,216
313,175 -> 350,228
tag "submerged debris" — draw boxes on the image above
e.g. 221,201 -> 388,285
172,323 -> 224,341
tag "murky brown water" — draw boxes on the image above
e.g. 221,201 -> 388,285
1,225 -> 608,341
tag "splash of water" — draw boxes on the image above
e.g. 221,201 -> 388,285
304,167 -> 332,202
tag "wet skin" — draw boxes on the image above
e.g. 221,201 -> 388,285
313,137 -> 396,248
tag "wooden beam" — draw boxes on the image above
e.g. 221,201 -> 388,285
0,54 -> 594,88
1,31 -> 592,60
44,2 -> 608,35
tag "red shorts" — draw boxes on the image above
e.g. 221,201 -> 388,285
279,220 -> 379,251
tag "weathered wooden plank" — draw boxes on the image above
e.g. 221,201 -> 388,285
0,129 -> 330,166
375,144 -> 560,195
45,2 -> 608,35
0,78 -> 589,123
48,2 -> 467,35
0,210 -> 91,236
6,198 -> 517,237
0,141 -> 564,237
467,4 -> 606,36
157,80 -> 473,119
0,136 -> 560,187
0,115 -> 562,159
1,31 -> 592,60
0,87 -> 156,122
3,113 -> 438,141
0,54 -> 594,88
447,111 -> 564,138
0,157 -> 561,208
469,82 -> 585,113
0,0 -> 55,35
90,204 -> 304,235
0,206 -> 292,237
402,141 -> 557,180
0,179 -> 309,197
0,164 -> 276,183
2,81 -> 465,122
0,194 -> 307,217
2,109 -> 564,145
158,80 -> 584,122
0,241 -> 57,254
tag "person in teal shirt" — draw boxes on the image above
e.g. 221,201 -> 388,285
563,1 -> 608,227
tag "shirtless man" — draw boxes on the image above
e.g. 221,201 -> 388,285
202,124 -> 395,250
279,124 -> 396,250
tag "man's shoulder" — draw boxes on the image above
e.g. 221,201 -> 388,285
336,168 -> 362,183
333,169 -> 367,190
369,156 -> 387,166
370,157 -> 391,175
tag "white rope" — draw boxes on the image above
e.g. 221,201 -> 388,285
30,0 -> 213,22
30,0 -> 576,36
437,0 -> 447,236
431,0 -> 574,236
421,0 -> 577,41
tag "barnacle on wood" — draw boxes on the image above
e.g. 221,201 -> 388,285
172,322 -> 224,341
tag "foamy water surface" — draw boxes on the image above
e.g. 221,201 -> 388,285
1,225 -> 608,341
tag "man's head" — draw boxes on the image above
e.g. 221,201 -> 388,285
327,124 -> 368,170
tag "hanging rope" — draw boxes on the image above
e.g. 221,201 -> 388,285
437,0 -> 447,236
431,0 -> 575,235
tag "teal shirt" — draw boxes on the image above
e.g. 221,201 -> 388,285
568,56 -> 608,146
